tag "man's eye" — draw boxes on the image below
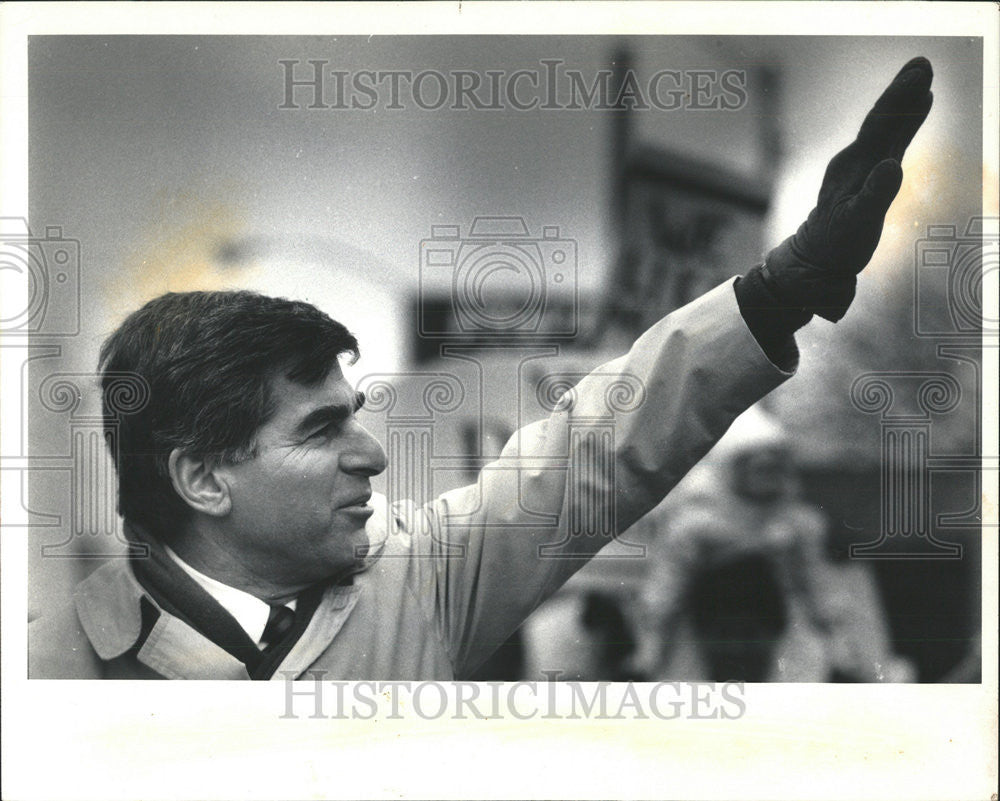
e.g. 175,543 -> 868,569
310,421 -> 340,440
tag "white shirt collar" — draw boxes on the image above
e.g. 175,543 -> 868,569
163,545 -> 295,645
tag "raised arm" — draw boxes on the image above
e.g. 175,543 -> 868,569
407,281 -> 790,675
403,58 -> 934,677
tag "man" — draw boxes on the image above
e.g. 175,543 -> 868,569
635,404 -> 913,683
29,57 -> 934,680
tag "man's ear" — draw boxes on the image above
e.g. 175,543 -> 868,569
168,449 -> 232,517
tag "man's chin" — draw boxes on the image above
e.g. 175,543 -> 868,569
341,521 -> 379,571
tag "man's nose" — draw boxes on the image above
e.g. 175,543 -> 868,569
341,423 -> 388,477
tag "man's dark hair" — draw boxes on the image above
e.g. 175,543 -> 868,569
99,290 -> 359,537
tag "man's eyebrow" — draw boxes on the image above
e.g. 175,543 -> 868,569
295,391 -> 366,435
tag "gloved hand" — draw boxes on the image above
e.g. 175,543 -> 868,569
761,56 -> 934,322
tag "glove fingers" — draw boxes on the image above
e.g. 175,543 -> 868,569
852,158 -> 904,219
890,90 -> 933,161
855,57 -> 933,154
830,160 -> 901,273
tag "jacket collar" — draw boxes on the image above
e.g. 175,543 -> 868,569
74,558 -> 145,660
72,503 -> 390,679
74,558 -> 364,680
72,559 -> 249,677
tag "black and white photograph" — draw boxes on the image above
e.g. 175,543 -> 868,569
1,3 -> 996,800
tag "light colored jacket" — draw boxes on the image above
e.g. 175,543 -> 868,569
29,280 -> 793,680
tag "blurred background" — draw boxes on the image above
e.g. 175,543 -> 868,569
21,35 -> 986,681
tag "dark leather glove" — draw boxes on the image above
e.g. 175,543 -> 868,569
758,56 -> 934,322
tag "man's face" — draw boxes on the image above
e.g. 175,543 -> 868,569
215,363 -> 387,592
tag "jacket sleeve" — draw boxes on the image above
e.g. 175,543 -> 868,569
404,278 -> 797,676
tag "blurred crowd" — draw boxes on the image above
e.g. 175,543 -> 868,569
482,405 -> 922,683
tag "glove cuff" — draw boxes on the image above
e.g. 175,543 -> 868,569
764,238 -> 856,322
735,264 -> 812,368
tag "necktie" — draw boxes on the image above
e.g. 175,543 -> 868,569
261,604 -> 296,650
